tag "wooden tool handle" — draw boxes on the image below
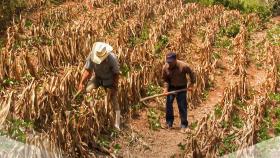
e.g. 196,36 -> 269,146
140,88 -> 187,102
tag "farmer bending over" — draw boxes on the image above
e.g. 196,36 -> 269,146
78,42 -> 121,130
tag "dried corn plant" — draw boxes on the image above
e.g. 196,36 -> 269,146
262,42 -> 279,93
171,5 -> 227,108
0,92 -> 13,126
1,1 -> 278,157
183,71 -> 251,157
236,96 -> 268,151
232,24 -> 248,75
221,74 -> 249,106
183,14 -> 278,157
2,63 -> 160,156
219,10 -> 241,29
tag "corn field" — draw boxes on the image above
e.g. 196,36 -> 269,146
0,0 -> 279,157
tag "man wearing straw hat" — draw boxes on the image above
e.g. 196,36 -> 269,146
162,52 -> 196,133
78,42 -> 121,130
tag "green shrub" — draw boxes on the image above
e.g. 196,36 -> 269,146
146,84 -> 162,96
272,0 -> 280,16
275,107 -> 280,119
269,93 -> 280,102
232,113 -> 243,128
147,108 -> 161,130
267,24 -> 280,46
219,134 -> 237,156
0,0 -> 27,31
214,104 -> 222,118
2,119 -> 34,143
184,0 -> 273,22
154,35 -> 168,56
275,121 -> 280,136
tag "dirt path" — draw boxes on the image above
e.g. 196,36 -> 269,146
114,75 -> 226,158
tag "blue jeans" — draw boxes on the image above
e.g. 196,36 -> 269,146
166,87 -> 188,128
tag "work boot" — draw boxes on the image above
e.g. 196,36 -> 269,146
180,125 -> 191,134
163,122 -> 173,130
114,110 -> 121,130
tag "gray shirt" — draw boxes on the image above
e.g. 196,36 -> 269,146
84,52 -> 120,81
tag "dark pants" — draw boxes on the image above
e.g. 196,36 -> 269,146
166,86 -> 188,128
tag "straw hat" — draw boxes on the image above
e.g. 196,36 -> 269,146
90,42 -> 113,64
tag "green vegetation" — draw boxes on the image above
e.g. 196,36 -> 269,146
120,63 -> 131,77
0,119 -> 34,143
214,23 -> 241,49
184,0 -> 274,22
146,84 -> 162,96
96,136 -> 110,148
233,99 -> 246,108
214,104 -> 223,118
28,36 -> 53,47
257,107 -> 272,142
267,24 -> 280,46
147,108 -> 161,130
49,0 -> 64,5
128,24 -> 149,47
220,120 -> 229,128
113,143 -> 122,154
269,93 -> 280,103
219,134 -> 237,156
2,78 -> 19,86
223,23 -> 240,38
274,107 -> 280,119
212,52 -> 221,60
0,0 -> 66,32
215,36 -> 232,49
201,90 -> 209,101
154,35 -> 169,56
131,103 -> 144,111
189,121 -> 198,130
0,0 -> 27,31
177,142 -> 186,150
258,122 -> 271,141
0,38 -> 4,48
232,113 -> 243,128
215,25 -> 234,49
274,121 -> 280,136
272,1 -> 280,16
24,18 -> 33,28
112,0 -> 122,4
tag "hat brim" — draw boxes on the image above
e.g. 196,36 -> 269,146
90,42 -> 113,64
166,58 -> 176,63
92,52 -> 109,64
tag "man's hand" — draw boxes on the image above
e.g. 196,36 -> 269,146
163,88 -> 168,96
78,83 -> 85,91
187,85 -> 194,92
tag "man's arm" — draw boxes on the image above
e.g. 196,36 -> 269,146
111,54 -> 121,91
78,55 -> 94,91
183,65 -> 196,88
112,74 -> 119,90
78,69 -> 93,90
162,66 -> 169,94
